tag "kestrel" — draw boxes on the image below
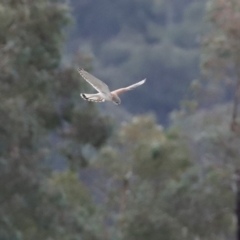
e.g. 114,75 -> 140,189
78,68 -> 146,105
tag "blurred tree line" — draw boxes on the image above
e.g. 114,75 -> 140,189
0,0 -> 240,240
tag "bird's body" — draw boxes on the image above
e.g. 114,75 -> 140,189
78,69 -> 146,105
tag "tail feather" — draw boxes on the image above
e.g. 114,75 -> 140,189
80,93 -> 105,103
80,93 -> 88,100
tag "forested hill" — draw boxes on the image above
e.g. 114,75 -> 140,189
66,0 -> 207,123
1,1 -> 239,239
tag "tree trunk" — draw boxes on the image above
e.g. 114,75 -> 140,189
120,177 -> 129,213
230,70 -> 240,133
231,70 -> 240,240
236,170 -> 240,240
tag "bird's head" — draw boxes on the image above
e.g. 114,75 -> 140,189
112,94 -> 121,105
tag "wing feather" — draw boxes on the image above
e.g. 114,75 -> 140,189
112,79 -> 146,95
78,68 -> 111,95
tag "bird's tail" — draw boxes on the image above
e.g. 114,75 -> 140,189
80,93 -> 89,100
80,93 -> 105,102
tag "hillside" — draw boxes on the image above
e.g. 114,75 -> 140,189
65,0 -> 207,123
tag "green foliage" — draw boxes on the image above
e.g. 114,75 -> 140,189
123,212 -> 182,240
0,1 -> 110,239
91,112 -> 237,240
50,171 -> 93,210
94,116 -> 184,237
71,108 -> 112,148
201,0 -> 240,101
161,166 -> 234,239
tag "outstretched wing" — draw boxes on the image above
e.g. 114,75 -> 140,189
111,79 -> 146,96
80,93 -> 105,103
78,68 -> 111,95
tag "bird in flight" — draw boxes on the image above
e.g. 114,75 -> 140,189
78,68 -> 146,105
